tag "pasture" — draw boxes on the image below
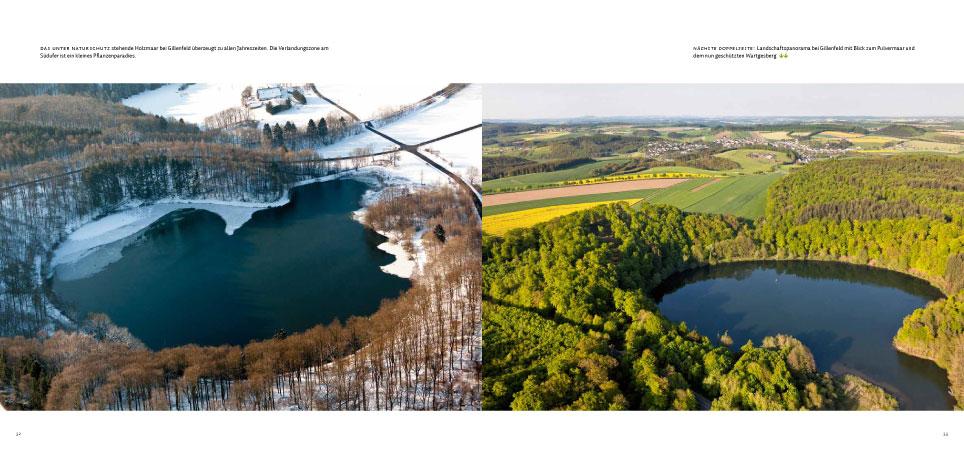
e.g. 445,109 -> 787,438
482,179 -> 709,216
483,178 -> 688,206
482,158 -> 630,193
848,135 -> 899,149
717,148 -> 791,173
638,172 -> 784,218
484,171 -> 783,220
519,130 -> 571,141
818,131 -> 865,139
482,161 -> 719,194
856,140 -> 964,154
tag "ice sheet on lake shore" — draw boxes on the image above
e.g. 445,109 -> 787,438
51,169 -> 424,282
51,200 -> 275,277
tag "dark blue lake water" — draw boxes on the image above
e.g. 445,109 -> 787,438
655,261 -> 953,410
52,180 -> 410,349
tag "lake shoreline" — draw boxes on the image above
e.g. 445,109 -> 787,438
654,255 -> 951,300
44,167 -> 415,332
655,259 -> 954,410
50,178 -> 413,349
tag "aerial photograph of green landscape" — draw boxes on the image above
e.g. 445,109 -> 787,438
482,84 -> 964,410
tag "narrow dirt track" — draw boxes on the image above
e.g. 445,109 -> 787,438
483,178 -> 688,206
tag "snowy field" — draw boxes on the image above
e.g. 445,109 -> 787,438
316,84 -> 482,185
123,84 -> 245,125
313,84 -> 448,121
122,83 -> 446,128
123,83 -> 481,185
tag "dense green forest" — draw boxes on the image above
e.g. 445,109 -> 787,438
483,155 -> 964,410
874,124 -> 926,138
482,156 -> 594,180
893,293 -> 964,407
535,134 -> 657,159
758,156 -> 963,292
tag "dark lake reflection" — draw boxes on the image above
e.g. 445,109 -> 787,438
655,260 -> 952,410
53,180 -> 410,349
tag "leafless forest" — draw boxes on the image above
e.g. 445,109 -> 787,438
0,85 -> 482,410
1,187 -> 480,410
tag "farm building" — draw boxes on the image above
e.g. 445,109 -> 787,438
256,87 -> 287,101
264,98 -> 292,115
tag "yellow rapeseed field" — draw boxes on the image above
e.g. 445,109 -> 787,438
562,171 -> 714,187
849,135 -> 898,145
819,131 -> 865,139
483,199 -> 642,236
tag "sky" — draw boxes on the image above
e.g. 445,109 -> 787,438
482,84 -> 964,120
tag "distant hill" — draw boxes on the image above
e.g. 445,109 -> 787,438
874,124 -> 926,138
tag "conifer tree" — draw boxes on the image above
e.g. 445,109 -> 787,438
433,223 -> 446,243
272,123 -> 284,146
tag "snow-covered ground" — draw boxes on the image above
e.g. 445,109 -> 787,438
123,83 -> 481,186
14,84 -> 481,411
123,84 -> 245,125
50,168 -> 427,283
316,84 -> 482,186
122,83 -> 446,128
51,200 -> 281,280
74,83 -> 481,281
353,206 -> 428,279
313,84 -> 447,121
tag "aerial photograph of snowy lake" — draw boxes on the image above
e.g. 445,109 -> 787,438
0,83 -> 482,410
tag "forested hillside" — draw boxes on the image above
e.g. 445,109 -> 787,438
0,91 -> 377,162
484,203 -> 894,410
0,95 -> 208,170
0,141 -> 361,336
759,156 -> 964,293
483,155 -> 964,410
0,85 -> 482,410
0,122 -> 102,170
0,187 -> 481,410
482,156 -> 594,180
893,294 -> 964,408
0,84 -> 164,102
0,95 -> 198,135
0,88 -> 420,337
